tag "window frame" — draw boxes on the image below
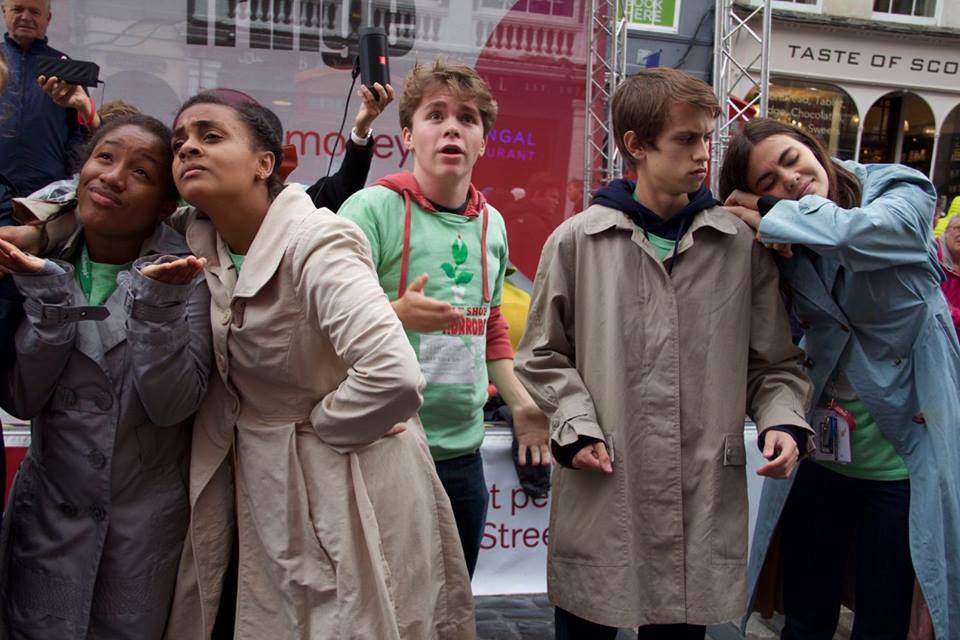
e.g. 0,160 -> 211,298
871,0 -> 941,26
771,0 -> 822,14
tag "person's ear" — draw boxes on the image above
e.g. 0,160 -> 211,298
623,131 -> 645,164
401,126 -> 414,152
255,151 -> 275,182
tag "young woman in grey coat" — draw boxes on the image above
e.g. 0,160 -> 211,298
0,114 -> 213,640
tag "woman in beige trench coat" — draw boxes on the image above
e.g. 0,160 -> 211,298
159,95 -> 475,639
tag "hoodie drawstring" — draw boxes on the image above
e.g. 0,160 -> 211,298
396,190 -> 491,304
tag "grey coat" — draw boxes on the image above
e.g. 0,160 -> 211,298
0,212 -> 213,640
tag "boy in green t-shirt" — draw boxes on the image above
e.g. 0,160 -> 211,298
338,59 -> 550,577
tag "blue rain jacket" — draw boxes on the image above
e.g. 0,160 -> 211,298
745,162 -> 960,639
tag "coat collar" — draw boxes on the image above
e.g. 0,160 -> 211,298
583,203 -> 738,238
233,185 -> 313,299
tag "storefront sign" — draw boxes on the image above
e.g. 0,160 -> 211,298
621,0 -> 681,32
759,25 -> 960,93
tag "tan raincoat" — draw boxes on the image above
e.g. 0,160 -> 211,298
515,204 -> 813,628
116,186 -> 473,639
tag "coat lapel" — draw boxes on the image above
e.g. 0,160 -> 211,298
232,186 -> 313,300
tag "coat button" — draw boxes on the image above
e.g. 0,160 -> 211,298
95,391 -> 113,410
59,502 -> 78,517
216,354 -> 227,372
88,449 -> 106,469
90,505 -> 107,522
221,309 -> 232,325
802,357 -> 814,369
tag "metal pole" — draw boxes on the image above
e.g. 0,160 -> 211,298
759,0 -> 772,118
582,0 -> 597,210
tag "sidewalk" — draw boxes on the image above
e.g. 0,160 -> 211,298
475,595 -> 854,639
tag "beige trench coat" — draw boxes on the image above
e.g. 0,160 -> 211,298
515,204 -> 813,628
158,187 -> 475,639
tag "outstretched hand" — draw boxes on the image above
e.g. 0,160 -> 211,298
0,237 -> 45,275
0,225 -> 45,257
354,82 -> 395,138
391,273 -> 462,333
141,256 -> 207,284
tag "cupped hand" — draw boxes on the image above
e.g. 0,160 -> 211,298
141,256 -> 207,284
571,441 -> 613,474
391,273 -> 462,333
0,224 -> 45,256
513,404 -> 552,466
0,237 -> 45,274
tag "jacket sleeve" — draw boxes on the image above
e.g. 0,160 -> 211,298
514,227 -> 605,464
746,241 -> 815,448
294,214 -> 423,453
125,256 -> 213,426
758,165 -> 936,272
1,260 -> 77,418
305,139 -> 374,212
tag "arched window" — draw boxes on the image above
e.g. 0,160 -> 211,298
746,78 -> 859,160
933,103 -> 960,204
860,91 -> 935,175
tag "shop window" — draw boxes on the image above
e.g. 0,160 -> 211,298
745,79 -> 858,160
933,104 -> 960,206
860,92 -> 935,176
873,0 -> 937,22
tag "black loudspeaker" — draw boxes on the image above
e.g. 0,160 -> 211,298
34,57 -> 101,87
358,26 -> 390,98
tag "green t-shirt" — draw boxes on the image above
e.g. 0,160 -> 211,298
74,243 -> 131,306
819,395 -> 909,481
647,233 -> 676,262
339,185 -> 509,461
227,247 -> 245,272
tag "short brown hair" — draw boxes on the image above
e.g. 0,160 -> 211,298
717,118 -> 862,209
399,59 -> 498,136
99,100 -> 141,124
612,68 -> 720,169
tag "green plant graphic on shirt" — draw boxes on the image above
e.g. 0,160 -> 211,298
440,235 -> 473,302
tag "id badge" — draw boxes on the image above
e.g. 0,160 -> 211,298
811,402 -> 854,463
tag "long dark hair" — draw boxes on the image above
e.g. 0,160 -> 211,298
174,93 -> 285,200
718,118 -> 862,209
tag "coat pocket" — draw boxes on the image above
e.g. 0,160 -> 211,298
711,433 -> 748,565
548,459 -> 629,566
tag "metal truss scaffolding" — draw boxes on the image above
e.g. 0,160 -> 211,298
582,0 -> 627,208
712,0 -> 771,172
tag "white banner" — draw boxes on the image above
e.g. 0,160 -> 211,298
472,425 -> 767,595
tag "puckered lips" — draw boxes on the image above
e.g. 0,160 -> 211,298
87,185 -> 122,208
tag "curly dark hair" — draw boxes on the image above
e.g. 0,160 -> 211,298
174,93 -> 285,200
82,114 -> 177,199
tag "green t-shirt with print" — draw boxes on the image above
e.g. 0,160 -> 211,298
74,243 -> 131,306
340,185 -> 509,461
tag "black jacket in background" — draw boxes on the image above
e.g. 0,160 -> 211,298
305,138 -> 374,212
0,173 -> 23,499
